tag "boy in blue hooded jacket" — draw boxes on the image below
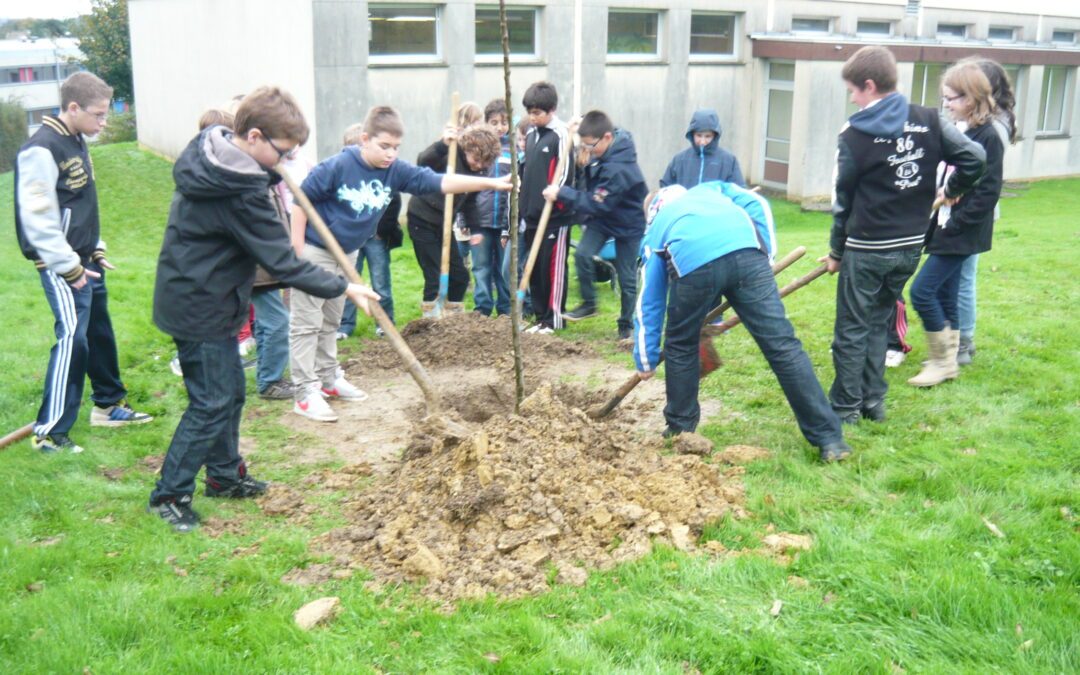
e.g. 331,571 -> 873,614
660,109 -> 744,189
634,182 -> 850,462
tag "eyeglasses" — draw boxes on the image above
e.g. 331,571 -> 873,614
580,138 -> 602,151
78,105 -> 108,122
942,93 -> 965,103
259,130 -> 298,161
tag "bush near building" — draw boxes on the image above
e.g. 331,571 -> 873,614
0,98 -> 29,172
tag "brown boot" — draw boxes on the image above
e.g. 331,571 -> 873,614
907,330 -> 958,387
445,301 -> 465,315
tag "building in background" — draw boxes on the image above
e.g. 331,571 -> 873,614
0,36 -> 82,136
129,0 -> 1080,201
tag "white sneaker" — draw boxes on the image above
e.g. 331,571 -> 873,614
322,376 -> 369,402
293,389 -> 338,422
169,356 -> 183,377
885,349 -> 907,368
336,331 -> 348,341
238,336 -> 256,357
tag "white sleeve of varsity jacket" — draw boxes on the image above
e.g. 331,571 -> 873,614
17,146 -> 81,277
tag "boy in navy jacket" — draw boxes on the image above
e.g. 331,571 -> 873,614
544,110 -> 646,340
660,109 -> 744,189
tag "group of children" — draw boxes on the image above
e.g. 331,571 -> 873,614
14,49 -> 1009,529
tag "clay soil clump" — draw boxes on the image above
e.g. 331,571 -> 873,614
304,382 -> 749,601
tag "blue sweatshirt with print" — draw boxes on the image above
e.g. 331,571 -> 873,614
300,146 -> 443,253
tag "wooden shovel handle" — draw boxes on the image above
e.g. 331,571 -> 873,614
517,142 -> 570,297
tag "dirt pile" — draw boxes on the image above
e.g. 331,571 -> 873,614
346,313 -> 593,372
298,382 -> 749,601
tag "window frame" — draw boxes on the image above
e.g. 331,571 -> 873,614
911,62 -> 946,108
1037,65 -> 1073,136
367,3 -> 444,66
936,23 -> 969,40
474,5 -> 541,64
688,10 -> 739,62
606,8 -> 664,63
790,17 -> 832,35
987,26 -> 1017,42
1051,30 -> 1077,45
856,20 -> 893,38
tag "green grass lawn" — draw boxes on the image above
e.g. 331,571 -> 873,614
1,143 -> 1077,673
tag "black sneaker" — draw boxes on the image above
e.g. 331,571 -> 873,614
258,379 -> 295,400
837,410 -> 860,426
861,401 -> 886,423
819,441 -> 853,463
564,304 -> 598,322
204,475 -> 269,499
149,495 -> 200,533
31,432 -> 84,454
618,326 -> 633,341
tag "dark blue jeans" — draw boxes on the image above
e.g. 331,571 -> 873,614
150,337 -> 247,503
575,226 -> 641,331
340,236 -> 395,335
830,247 -> 922,415
471,228 -> 510,316
910,253 -> 968,333
251,290 -> 289,390
665,249 -> 842,447
35,263 -> 126,437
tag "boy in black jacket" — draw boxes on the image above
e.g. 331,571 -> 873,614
149,87 -> 379,532
14,71 -> 153,455
823,47 -> 985,425
544,110 -> 646,341
406,124 -> 501,316
519,82 -> 575,333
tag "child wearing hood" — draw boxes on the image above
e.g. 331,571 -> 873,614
822,46 -> 985,426
660,108 -> 744,189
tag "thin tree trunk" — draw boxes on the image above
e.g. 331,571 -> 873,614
499,0 -> 525,412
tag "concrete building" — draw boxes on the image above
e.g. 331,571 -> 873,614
0,37 -> 82,136
129,0 -> 1080,200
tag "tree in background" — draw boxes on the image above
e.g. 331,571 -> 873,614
1,98 -> 29,172
73,0 -> 133,103
0,17 -> 81,39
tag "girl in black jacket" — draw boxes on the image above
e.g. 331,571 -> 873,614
908,62 -> 1005,387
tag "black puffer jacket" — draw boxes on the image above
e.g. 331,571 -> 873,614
925,120 -> 1004,256
153,127 -> 347,341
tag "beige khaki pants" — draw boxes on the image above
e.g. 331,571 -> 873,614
289,244 -> 356,397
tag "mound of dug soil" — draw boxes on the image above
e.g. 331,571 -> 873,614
303,383 -> 748,601
347,313 -> 593,371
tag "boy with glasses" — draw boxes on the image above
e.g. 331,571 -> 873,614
149,86 -> 380,532
14,71 -> 153,455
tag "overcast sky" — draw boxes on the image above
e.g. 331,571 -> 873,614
1,0 -> 92,19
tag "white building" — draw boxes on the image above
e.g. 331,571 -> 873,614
129,0 -> 1080,200
0,37 -> 83,136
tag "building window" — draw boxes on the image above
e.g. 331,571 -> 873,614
988,26 -> 1016,41
1052,30 -> 1076,44
368,4 -> 441,61
690,12 -> 736,58
1038,66 -> 1072,135
763,61 -> 795,186
791,17 -> 831,34
0,65 -> 57,84
475,6 -> 537,58
28,107 -> 59,126
856,20 -> 892,37
607,10 -> 661,58
937,23 -> 967,39
911,63 -> 945,107
59,64 -> 82,79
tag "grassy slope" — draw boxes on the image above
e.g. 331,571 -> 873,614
0,143 -> 1076,673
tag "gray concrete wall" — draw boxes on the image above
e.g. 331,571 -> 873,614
130,0 -> 318,161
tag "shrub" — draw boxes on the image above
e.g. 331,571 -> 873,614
0,98 -> 29,172
96,109 -> 137,145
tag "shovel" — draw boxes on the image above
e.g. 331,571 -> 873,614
587,248 -> 812,420
277,165 -> 446,417
0,423 -> 34,451
433,92 -> 461,318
